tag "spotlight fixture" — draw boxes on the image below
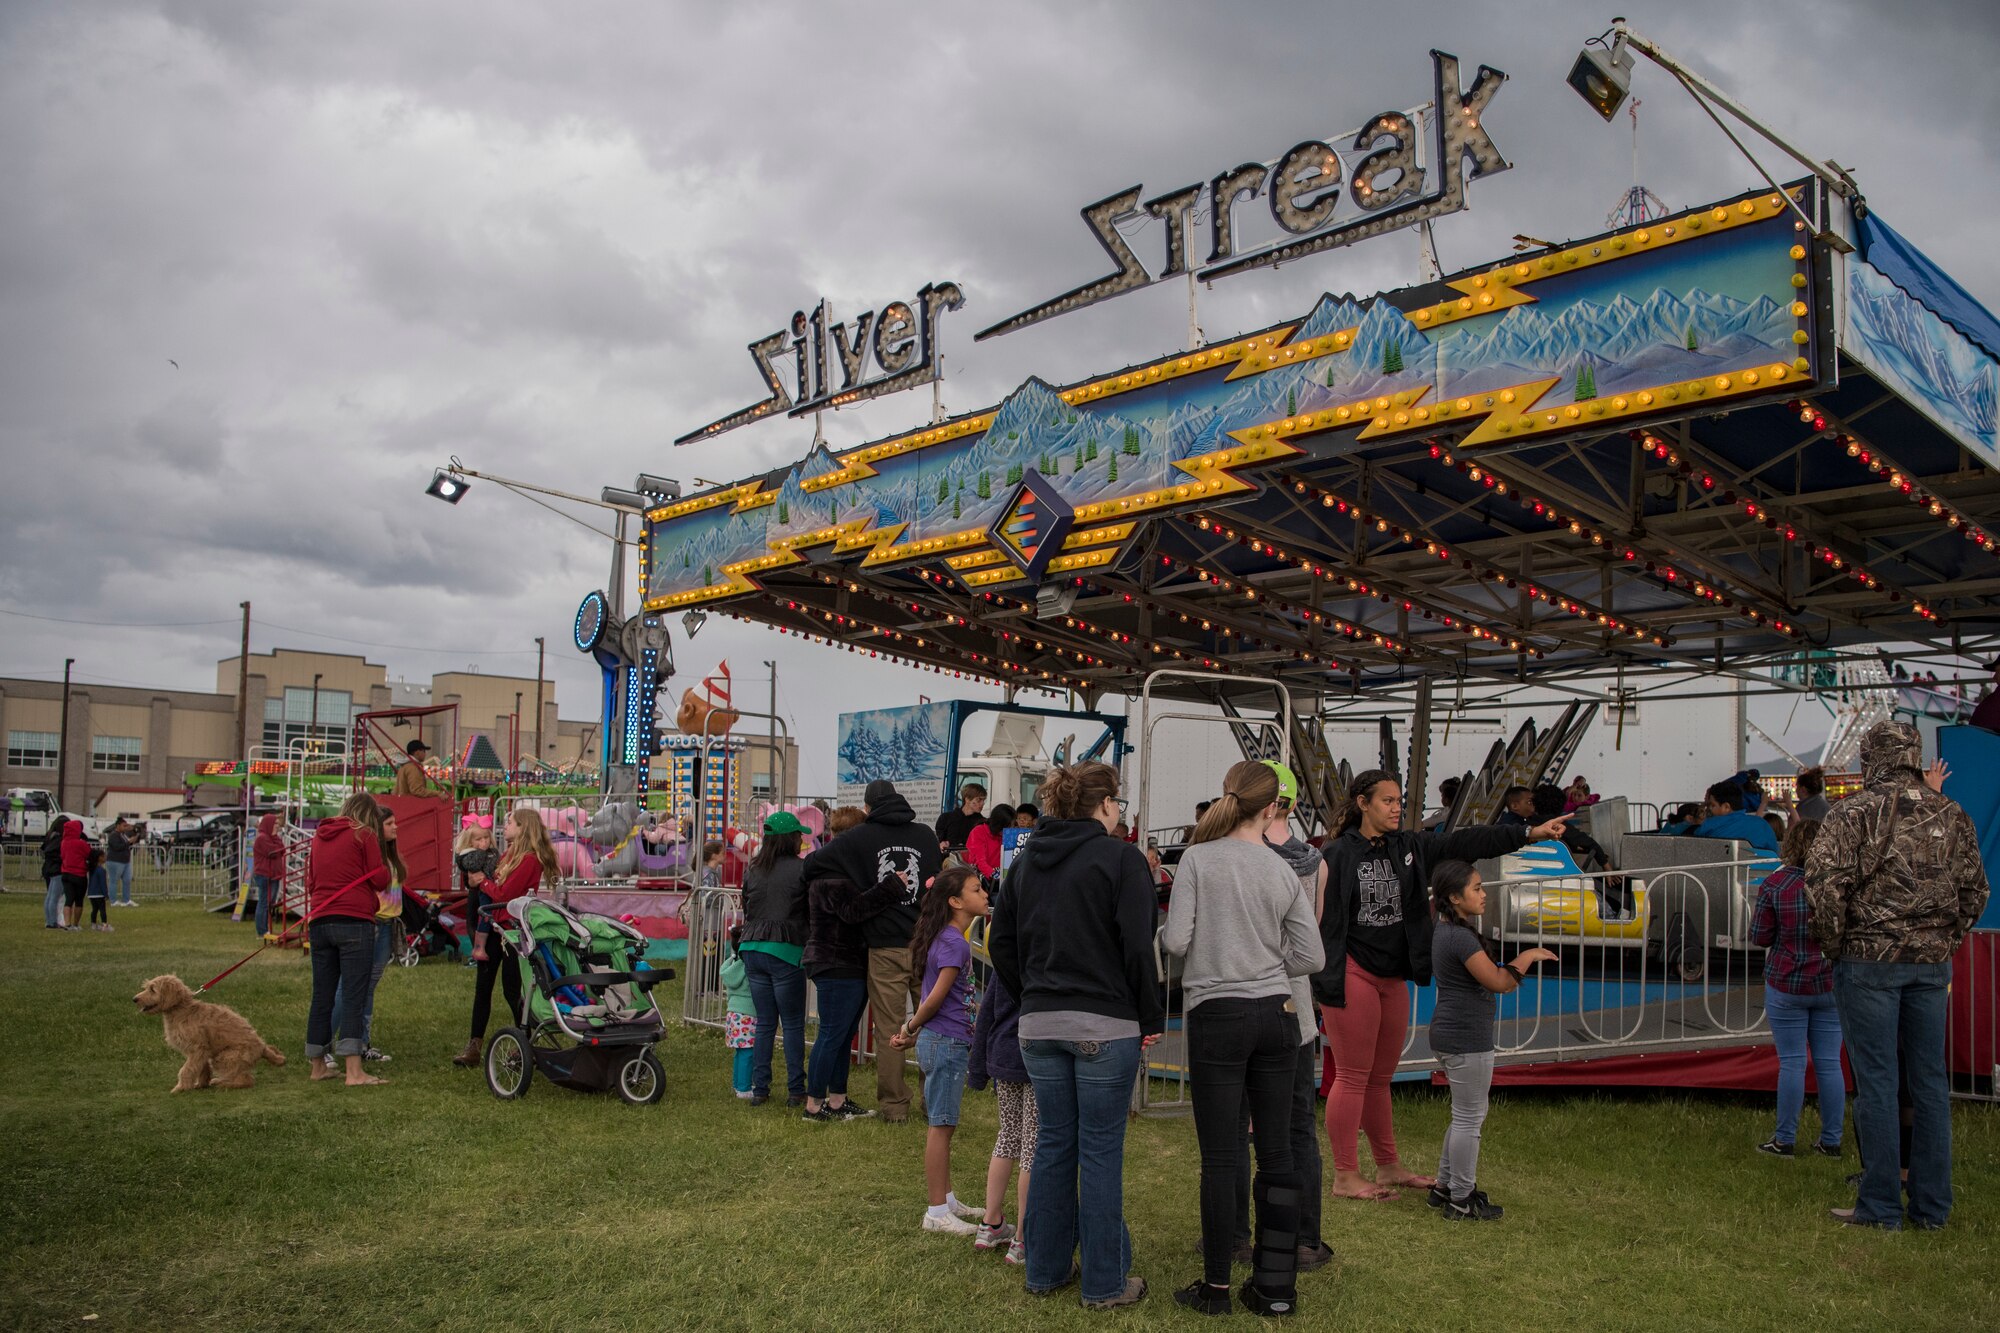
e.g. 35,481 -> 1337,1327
682,609 -> 707,639
601,486 -> 650,510
426,469 -> 470,504
634,473 -> 682,499
1566,32 -> 1633,121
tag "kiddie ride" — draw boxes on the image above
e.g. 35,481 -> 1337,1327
1480,832 -> 1780,983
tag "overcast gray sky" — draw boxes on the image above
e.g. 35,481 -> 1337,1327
3,0 -> 1996,792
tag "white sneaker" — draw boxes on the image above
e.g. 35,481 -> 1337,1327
734,1090 -> 755,1100
947,1196 -> 983,1221
1005,1237 -> 1026,1266
922,1211 -> 979,1237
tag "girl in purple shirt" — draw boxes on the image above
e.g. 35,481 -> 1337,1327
891,866 -> 989,1234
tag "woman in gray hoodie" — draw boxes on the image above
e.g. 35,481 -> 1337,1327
1161,760 -> 1324,1318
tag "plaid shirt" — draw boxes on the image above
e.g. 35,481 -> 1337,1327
1751,865 -> 1832,995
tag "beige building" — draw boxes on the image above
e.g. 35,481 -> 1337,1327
1,677 -> 236,815
211,649 -> 562,770
4,645 -> 776,804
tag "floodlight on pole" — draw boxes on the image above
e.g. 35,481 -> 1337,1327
1568,18 -> 1861,250
1566,30 -> 1633,121
426,469 -> 470,504
634,474 -> 682,500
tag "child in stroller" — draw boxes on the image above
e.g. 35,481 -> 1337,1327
483,897 -> 674,1105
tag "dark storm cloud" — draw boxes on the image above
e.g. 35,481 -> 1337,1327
2,0 -> 1996,782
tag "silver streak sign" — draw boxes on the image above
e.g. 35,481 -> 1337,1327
976,50 -> 1508,342
676,283 -> 965,445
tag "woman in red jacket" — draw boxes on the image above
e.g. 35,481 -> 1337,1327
454,808 -> 558,1068
963,804 -> 1015,879
305,794 -> 392,1086
58,818 -> 93,930
252,813 -> 285,939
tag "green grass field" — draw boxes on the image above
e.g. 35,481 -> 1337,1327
1,887 -> 1994,1331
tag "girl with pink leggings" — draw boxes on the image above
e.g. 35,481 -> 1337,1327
1312,770 -> 1570,1200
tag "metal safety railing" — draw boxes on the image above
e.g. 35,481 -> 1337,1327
1132,852 -> 1977,1116
133,844 -> 235,901
1948,930 -> 1998,1103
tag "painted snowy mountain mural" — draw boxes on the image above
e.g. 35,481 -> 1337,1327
1433,289 -> 1794,404
646,199 -> 1821,606
1846,259 -> 2000,466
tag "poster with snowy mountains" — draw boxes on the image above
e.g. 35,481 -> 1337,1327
1844,259 -> 1999,469
835,703 -> 950,824
648,206 -> 1809,606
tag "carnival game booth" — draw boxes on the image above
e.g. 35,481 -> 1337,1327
640,162 -> 2000,1096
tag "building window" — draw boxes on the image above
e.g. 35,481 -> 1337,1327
92,736 -> 143,773
7,730 -> 59,768
261,687 -> 354,757
750,770 -> 774,801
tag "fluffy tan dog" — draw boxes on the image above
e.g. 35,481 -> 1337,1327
133,974 -> 286,1091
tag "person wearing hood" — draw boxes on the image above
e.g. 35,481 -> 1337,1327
800,779 -> 942,1124
304,794 -> 393,1086
1314,769 -> 1569,1201
1677,782 -> 1780,856
40,814 -> 70,930
1161,760 -> 1324,1318
58,816 -> 93,930
252,813 -> 285,938
987,760 -> 1161,1312
1805,722 -> 1989,1230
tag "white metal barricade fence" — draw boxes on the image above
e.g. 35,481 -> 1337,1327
1129,856 -> 1992,1115
134,844 -> 234,901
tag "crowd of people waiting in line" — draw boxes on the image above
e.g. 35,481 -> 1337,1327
693,714 -> 1987,1313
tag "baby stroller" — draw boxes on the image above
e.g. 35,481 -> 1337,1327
392,888 -> 467,967
485,897 -> 673,1106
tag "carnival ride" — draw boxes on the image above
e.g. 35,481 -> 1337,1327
637,170 -> 2000,1096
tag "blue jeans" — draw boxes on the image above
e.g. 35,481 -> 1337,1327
806,976 -> 868,1100
330,920 -> 392,1049
1765,985 -> 1844,1147
107,860 -> 133,905
1020,1036 -> 1142,1303
306,918 -> 377,1058
1832,960 -> 1952,1228
916,1030 -> 971,1127
253,874 -> 275,937
741,949 -> 806,1099
44,875 -> 64,927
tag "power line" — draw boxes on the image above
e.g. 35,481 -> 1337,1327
0,606 -> 236,629
248,618 -> 542,656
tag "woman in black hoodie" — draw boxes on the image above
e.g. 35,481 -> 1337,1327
1315,770 -> 1570,1201
988,761 -> 1160,1312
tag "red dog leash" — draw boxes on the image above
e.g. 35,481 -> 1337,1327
192,871 -> 378,995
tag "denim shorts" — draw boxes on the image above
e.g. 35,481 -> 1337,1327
916,1030 -> 971,1127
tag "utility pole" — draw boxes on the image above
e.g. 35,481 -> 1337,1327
765,659 -> 778,803
57,657 -> 75,810
513,691 -> 523,768
235,601 -> 250,764
533,636 -> 545,769
308,671 -> 322,750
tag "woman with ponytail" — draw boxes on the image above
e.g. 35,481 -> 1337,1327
1315,770 -> 1570,1200
987,761 -> 1160,1312
1161,760 -> 1323,1317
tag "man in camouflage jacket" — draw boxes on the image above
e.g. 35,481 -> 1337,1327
1804,721 -> 1990,1230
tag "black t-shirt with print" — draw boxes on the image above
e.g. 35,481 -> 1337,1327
1346,852 -> 1412,979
